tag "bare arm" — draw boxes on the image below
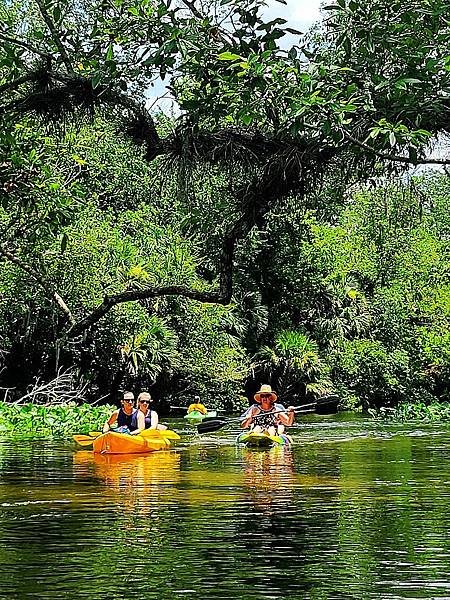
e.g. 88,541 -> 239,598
149,410 -> 158,429
103,410 -> 119,432
241,406 -> 260,429
277,406 -> 295,427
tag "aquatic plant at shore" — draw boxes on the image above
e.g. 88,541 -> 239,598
0,402 -> 114,437
377,401 -> 450,422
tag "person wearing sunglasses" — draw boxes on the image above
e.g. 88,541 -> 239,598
240,384 -> 295,437
129,391 -> 167,434
102,391 -> 136,433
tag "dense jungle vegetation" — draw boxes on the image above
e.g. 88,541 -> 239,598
0,0 -> 449,413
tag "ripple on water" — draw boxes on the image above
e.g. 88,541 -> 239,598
0,421 -> 449,599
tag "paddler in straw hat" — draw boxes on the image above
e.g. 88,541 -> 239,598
240,384 -> 295,437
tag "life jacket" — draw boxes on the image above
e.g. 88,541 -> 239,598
241,403 -> 287,428
130,409 -> 154,430
187,403 -> 208,415
117,407 -> 135,429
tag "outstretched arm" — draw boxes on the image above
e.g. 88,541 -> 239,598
277,406 -> 295,427
103,410 -> 119,432
241,406 -> 260,429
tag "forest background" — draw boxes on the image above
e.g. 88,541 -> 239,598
0,0 -> 449,416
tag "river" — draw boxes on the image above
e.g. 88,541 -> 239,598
0,414 -> 449,599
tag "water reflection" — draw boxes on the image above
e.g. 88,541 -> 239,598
242,447 -> 297,513
73,449 -> 181,489
0,421 -> 449,599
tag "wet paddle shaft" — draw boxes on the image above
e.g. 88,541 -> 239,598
196,397 -> 337,434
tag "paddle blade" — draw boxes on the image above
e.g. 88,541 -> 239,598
140,429 -> 181,440
89,431 -> 102,438
159,430 -> 180,440
197,418 -> 227,434
73,434 -> 95,447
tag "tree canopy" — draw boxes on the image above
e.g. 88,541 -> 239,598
1,0 -> 449,338
0,0 -> 449,407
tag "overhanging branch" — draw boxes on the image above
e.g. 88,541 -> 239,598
65,139 -> 334,338
66,285 -> 229,338
343,130 -> 450,165
34,0 -> 74,74
0,32 -> 52,60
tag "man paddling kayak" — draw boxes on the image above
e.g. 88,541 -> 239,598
240,384 -> 295,437
103,391 -> 136,433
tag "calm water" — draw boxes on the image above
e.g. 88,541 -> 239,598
0,414 -> 449,600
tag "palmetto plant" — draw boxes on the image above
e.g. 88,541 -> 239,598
314,278 -> 372,345
252,330 -> 333,400
120,317 -> 180,381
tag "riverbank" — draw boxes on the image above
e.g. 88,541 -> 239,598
1,400 -> 449,439
0,402 -> 112,438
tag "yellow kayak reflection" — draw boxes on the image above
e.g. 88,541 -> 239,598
74,450 -> 181,490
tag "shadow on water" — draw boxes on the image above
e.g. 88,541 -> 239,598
0,416 -> 449,599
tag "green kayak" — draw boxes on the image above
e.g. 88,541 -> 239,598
184,410 -> 217,425
236,431 -> 292,448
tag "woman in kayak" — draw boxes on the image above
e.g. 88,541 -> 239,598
240,384 -> 295,436
130,391 -> 168,434
102,391 -> 136,433
187,396 -> 208,415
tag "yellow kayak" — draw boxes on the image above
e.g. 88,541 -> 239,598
92,431 -> 170,454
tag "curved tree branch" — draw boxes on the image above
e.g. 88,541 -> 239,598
0,32 -> 52,60
65,139 -> 334,338
33,0 -> 74,74
0,72 -> 40,96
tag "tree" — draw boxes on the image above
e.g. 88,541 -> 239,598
0,0 -> 449,345
252,329 -> 333,401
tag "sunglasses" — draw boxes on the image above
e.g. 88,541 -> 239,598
122,399 -> 134,404
260,394 -> 273,399
139,400 -> 149,404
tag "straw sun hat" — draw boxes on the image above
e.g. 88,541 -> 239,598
254,384 -> 277,403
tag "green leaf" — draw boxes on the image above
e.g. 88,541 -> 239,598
92,73 -> 102,89
217,52 -> 242,61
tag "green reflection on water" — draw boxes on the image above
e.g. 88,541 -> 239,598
0,417 -> 449,599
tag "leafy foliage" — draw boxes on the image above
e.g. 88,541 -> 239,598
0,0 -> 449,413
0,402 -> 113,437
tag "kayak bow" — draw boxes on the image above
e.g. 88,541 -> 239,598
184,410 -> 217,424
236,431 -> 292,448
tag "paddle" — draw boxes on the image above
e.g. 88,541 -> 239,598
73,434 -> 95,446
197,397 -> 337,434
141,429 -> 181,440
